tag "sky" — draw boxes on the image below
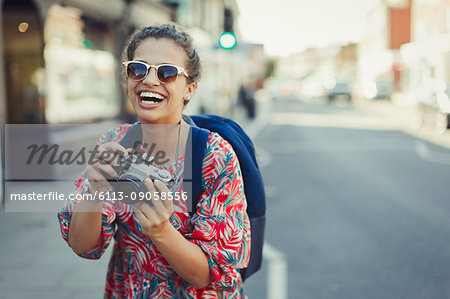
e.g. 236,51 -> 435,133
236,0 -> 378,57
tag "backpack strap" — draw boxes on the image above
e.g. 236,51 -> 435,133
120,119 -> 209,216
120,123 -> 142,149
183,116 -> 210,216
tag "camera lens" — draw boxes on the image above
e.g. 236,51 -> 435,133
111,175 -> 147,205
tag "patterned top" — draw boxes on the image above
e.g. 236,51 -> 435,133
57,124 -> 251,298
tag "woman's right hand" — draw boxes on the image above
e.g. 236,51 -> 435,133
69,142 -> 127,254
85,142 -> 128,194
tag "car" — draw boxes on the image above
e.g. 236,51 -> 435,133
411,84 -> 450,134
352,80 -> 392,101
373,82 -> 392,100
326,81 -> 352,103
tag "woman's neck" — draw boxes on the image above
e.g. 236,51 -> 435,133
139,119 -> 188,165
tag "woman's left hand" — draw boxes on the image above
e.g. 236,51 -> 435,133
134,179 -> 174,239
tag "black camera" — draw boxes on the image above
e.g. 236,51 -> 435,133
109,153 -> 175,204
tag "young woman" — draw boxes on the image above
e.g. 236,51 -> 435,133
58,24 -> 251,298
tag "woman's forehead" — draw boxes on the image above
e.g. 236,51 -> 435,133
133,38 -> 186,66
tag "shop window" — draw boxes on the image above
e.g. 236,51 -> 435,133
44,4 -> 119,123
2,0 -> 45,124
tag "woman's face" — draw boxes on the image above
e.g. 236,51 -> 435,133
127,38 -> 196,124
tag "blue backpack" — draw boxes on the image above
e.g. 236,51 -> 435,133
183,115 -> 265,281
120,115 -> 266,281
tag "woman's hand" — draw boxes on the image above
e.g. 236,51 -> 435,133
85,142 -> 128,194
134,179 -> 174,239
134,179 -> 211,288
69,142 -> 127,255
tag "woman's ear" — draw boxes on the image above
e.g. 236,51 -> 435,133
184,82 -> 196,100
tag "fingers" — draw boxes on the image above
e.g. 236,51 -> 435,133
144,179 -> 169,213
85,142 -> 129,193
85,167 -> 112,193
85,157 -> 116,192
135,201 -> 159,224
100,142 -> 128,158
87,162 -> 116,179
154,179 -> 174,210
87,142 -> 126,177
133,179 -> 175,237
90,142 -> 128,167
153,179 -> 169,193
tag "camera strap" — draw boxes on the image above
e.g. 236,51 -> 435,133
119,121 -> 182,190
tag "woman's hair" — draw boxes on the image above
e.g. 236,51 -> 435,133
122,24 -> 201,105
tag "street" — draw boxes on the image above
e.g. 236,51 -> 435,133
2,0 -> 450,298
244,96 -> 450,299
2,96 -> 450,299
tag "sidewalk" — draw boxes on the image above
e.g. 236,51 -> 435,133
354,98 -> 450,150
1,121 -> 120,299
0,210 -> 111,299
230,89 -> 272,135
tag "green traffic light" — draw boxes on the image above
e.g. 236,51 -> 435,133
82,39 -> 93,49
218,32 -> 237,50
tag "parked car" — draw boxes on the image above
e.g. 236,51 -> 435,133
373,82 -> 392,100
353,80 -> 392,101
326,81 -> 352,103
411,84 -> 450,134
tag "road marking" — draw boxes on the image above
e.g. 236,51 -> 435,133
415,141 -> 450,166
263,242 -> 288,299
257,139 -> 413,154
245,101 -> 288,299
404,128 -> 450,150
269,112 -> 402,131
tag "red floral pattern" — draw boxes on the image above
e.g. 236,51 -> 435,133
57,124 -> 251,298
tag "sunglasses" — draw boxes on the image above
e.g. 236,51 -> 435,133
122,61 -> 189,84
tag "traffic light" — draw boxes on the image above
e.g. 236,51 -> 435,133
218,32 -> 237,50
224,7 -> 233,32
218,7 -> 236,50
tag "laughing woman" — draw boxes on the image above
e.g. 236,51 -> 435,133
58,24 -> 250,298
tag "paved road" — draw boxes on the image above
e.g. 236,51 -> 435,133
2,97 -> 450,298
244,97 -> 450,299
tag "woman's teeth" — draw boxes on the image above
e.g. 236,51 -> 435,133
139,91 -> 165,104
142,99 -> 160,104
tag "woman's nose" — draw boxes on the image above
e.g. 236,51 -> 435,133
142,67 -> 160,85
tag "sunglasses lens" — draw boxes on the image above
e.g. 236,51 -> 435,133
158,65 -> 179,83
127,62 -> 148,80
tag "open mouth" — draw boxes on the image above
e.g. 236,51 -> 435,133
139,91 -> 166,104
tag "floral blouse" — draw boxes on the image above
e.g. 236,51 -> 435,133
57,124 -> 251,298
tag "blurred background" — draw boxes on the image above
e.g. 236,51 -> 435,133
0,0 -> 450,127
1,0 -> 450,298
0,0 -> 270,124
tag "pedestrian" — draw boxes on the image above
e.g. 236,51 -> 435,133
244,85 -> 256,119
57,24 -> 251,298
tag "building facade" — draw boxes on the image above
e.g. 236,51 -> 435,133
0,0 -> 251,125
356,0 -> 411,95
400,0 -> 450,95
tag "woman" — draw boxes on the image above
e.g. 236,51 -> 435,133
58,24 -> 251,298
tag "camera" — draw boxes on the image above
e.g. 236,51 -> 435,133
109,152 -> 175,204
